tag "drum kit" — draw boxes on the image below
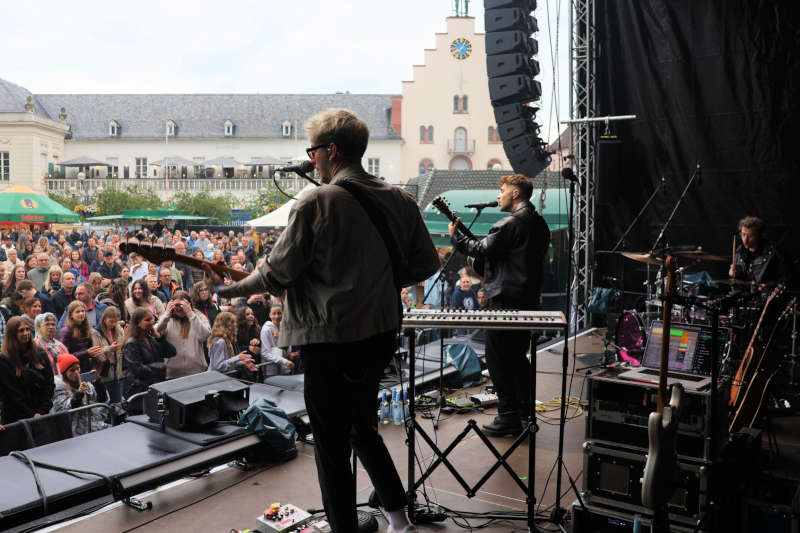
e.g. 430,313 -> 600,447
611,245 -> 751,364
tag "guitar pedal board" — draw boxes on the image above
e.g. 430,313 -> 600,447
256,503 -> 313,533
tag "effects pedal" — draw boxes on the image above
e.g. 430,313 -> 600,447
257,503 -> 312,533
470,392 -> 499,406
446,396 -> 474,408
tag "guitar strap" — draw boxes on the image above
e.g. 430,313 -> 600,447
335,180 -> 404,328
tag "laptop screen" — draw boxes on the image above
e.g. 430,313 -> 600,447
641,321 -> 723,375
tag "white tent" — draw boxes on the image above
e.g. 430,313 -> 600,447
245,183 -> 317,228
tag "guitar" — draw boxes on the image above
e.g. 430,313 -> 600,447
119,241 -> 249,282
730,293 -> 794,432
431,196 -> 484,276
641,255 -> 684,533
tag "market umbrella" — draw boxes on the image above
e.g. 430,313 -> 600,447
0,184 -> 80,223
201,156 -> 243,167
59,156 -> 108,167
244,156 -> 284,166
149,156 -> 198,166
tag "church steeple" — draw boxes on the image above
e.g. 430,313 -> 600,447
453,0 -> 470,17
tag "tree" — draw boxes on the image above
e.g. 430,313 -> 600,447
171,191 -> 235,223
97,187 -> 163,216
48,191 -> 81,213
243,187 -> 291,219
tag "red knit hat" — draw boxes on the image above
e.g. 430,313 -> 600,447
58,353 -> 80,375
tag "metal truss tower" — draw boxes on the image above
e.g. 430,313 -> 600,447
569,0 -> 596,330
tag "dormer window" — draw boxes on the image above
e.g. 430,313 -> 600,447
166,120 -> 176,137
224,120 -> 234,137
281,120 -> 292,137
109,120 -> 119,137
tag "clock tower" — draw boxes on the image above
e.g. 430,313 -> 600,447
399,16 -> 509,181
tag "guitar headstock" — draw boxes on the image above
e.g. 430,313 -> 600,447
432,196 -> 456,222
119,241 -> 176,265
768,282 -> 786,304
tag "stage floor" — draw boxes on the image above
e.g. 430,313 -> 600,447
46,329 -> 800,533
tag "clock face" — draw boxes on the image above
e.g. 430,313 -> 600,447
450,38 -> 472,60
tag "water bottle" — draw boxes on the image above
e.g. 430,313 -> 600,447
380,389 -> 390,425
391,389 -> 403,426
403,389 -> 410,419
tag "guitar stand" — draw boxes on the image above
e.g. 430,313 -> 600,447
405,329 -> 547,531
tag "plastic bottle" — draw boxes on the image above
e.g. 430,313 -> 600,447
380,389 -> 390,424
403,389 -> 410,419
391,389 -> 403,426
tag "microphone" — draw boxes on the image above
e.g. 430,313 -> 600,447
561,167 -> 579,183
278,160 -> 315,174
464,201 -> 498,209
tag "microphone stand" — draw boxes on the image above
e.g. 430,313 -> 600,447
421,208 -> 487,429
650,164 -> 701,254
610,176 -> 666,253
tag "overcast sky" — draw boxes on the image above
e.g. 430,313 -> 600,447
3,0 -> 569,142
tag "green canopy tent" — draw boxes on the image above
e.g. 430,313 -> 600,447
422,189 -> 569,247
0,184 -> 80,224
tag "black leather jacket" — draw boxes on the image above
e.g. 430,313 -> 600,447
451,201 -> 550,309
732,241 -> 785,286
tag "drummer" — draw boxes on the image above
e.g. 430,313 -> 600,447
728,216 -> 786,291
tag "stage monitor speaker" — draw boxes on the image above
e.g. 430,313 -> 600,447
487,53 -> 540,78
485,30 -> 538,56
145,371 -> 250,430
485,8 -> 538,33
489,76 -> 541,106
485,0 -> 537,13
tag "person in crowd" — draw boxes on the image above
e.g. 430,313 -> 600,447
82,237 -> 99,267
51,353 -> 110,435
211,249 -> 226,266
147,274 -> 167,304
450,275 -> 478,310
0,262 -> 7,285
27,252 -> 52,291
20,296 -> 42,326
58,282 -> 107,329
172,241 -> 192,289
3,248 -> 23,272
235,305 -> 262,380
24,254 -> 38,273
0,290 -> 22,321
91,306 -> 125,403
191,281 -> 220,327
125,278 -> 166,319
123,308 -> 176,408
52,271 -> 76,318
156,291 -> 211,379
119,265 -> 130,283
259,303 -> 298,376
60,256 -> 83,284
105,278 -> 130,323
87,272 -> 103,297
44,264 -> 62,295
97,250 -> 122,281
155,267 -> 180,302
400,287 -> 415,311
477,288 -> 489,309
242,293 -> 269,325
130,252 -> 149,282
207,311 -> 257,376
56,300 -> 106,387
208,108 -> 439,533
70,249 -> 89,280
449,173 -> 550,437
190,250 -> 207,286
34,312 -> 69,376
7,265 -> 27,294
0,317 -> 55,424
17,279 -> 57,316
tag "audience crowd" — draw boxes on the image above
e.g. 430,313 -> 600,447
0,225 -> 295,435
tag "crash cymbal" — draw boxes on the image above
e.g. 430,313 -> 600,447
714,278 -> 755,286
673,249 -> 728,262
620,251 -> 663,265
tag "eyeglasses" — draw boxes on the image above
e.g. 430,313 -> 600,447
249,342 -> 260,347
306,143 -> 328,159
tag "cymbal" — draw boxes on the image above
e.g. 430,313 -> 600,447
620,251 -> 662,265
714,278 -> 755,286
672,250 -> 728,262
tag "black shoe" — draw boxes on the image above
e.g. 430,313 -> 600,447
482,415 -> 523,437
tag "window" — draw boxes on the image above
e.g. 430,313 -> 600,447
487,159 -> 502,169
123,165 -> 130,179
135,157 -> 147,178
419,125 -> 434,143
0,152 -> 8,181
167,165 -> 177,178
453,95 -> 468,113
106,165 -> 118,177
224,120 -> 233,137
462,95 -> 468,112
281,120 -> 292,137
454,127 -> 468,152
367,158 -> 380,176
109,120 -> 119,136
449,156 -> 471,170
166,120 -> 176,136
488,126 -> 501,143
418,159 -> 434,175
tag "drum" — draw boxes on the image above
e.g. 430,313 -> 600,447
615,311 -> 647,364
688,295 -> 709,325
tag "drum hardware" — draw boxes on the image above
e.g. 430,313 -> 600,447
786,299 -> 799,387
714,278 -> 757,287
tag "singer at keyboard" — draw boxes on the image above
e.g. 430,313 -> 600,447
449,174 -> 550,437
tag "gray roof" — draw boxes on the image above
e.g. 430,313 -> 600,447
407,169 -> 560,210
33,92 -> 402,140
0,78 -> 51,117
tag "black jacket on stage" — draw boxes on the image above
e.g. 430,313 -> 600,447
732,240 -> 786,286
451,201 -> 550,309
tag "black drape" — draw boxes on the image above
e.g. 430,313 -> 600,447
594,0 -> 800,290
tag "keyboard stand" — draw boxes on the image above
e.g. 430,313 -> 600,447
404,327 -> 542,530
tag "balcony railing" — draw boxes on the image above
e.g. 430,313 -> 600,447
45,177 -> 303,195
447,139 -> 476,154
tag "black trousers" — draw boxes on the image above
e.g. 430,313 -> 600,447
302,331 -> 406,533
484,328 -> 532,416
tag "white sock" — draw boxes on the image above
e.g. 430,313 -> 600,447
385,508 -> 410,530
